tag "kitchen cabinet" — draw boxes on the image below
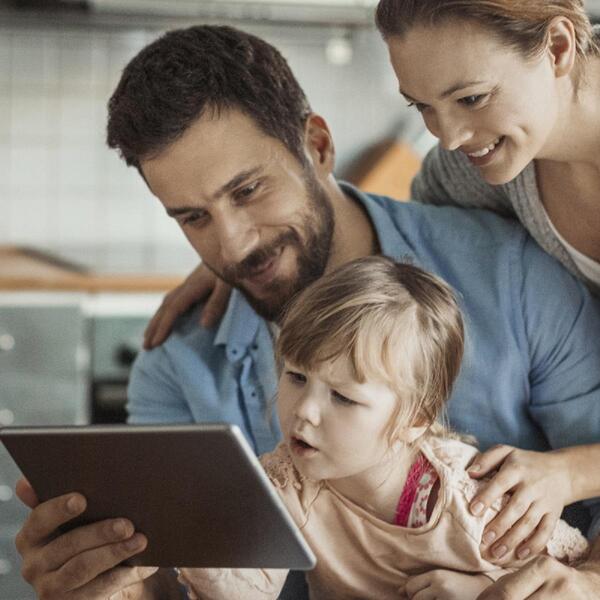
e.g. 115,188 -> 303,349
0,293 -> 88,599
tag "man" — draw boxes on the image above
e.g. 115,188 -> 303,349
15,25 -> 600,599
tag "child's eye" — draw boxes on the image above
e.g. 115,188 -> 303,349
459,94 -> 487,107
286,370 -> 306,385
331,390 -> 357,406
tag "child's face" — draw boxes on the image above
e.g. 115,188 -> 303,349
277,356 -> 401,484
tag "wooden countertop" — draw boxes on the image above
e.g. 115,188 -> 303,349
0,246 -> 185,292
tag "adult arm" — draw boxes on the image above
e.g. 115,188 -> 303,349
143,263 -> 231,349
476,541 -> 600,599
473,237 -> 600,597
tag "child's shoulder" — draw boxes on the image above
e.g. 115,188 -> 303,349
424,435 -> 479,473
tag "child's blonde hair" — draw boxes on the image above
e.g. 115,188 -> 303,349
276,255 -> 465,443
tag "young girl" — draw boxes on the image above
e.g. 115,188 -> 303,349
175,256 -> 588,600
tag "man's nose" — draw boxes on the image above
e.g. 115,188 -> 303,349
216,215 -> 259,265
430,111 -> 473,151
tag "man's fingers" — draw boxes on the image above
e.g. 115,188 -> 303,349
404,573 -> 432,596
33,534 -> 149,598
75,566 -> 159,600
468,445 -> 514,478
15,478 -> 39,509
41,518 -> 135,572
476,556 -> 550,599
15,493 -> 86,554
515,513 -> 557,560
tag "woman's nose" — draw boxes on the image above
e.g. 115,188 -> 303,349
429,112 -> 473,151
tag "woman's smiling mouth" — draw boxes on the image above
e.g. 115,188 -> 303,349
463,136 -> 505,166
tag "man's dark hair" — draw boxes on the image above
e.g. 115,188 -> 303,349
107,25 -> 312,168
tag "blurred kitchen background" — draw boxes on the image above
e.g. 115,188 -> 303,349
1,1 -> 599,597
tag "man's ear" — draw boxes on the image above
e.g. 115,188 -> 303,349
545,16 -> 577,78
304,113 -> 335,175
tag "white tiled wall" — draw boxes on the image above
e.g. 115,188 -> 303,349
0,22 -> 406,247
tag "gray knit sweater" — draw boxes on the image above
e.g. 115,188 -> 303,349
411,143 -> 600,296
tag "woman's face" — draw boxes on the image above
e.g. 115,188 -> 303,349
387,20 -> 561,184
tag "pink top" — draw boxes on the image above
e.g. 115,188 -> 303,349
177,436 -> 590,600
395,453 -> 439,528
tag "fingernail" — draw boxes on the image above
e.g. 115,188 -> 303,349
469,463 -> 481,473
125,534 -> 145,551
112,520 -> 129,537
139,566 -> 159,578
482,531 -> 496,545
517,547 -> 531,560
66,495 -> 83,514
493,545 -> 507,558
471,502 -> 484,516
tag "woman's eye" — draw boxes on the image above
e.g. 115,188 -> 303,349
286,370 -> 306,385
460,94 -> 486,107
332,390 -> 357,406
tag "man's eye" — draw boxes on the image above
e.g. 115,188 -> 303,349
182,212 -> 207,226
235,182 -> 260,201
332,390 -> 357,406
286,370 -> 306,385
460,94 -> 487,107
406,101 -> 428,113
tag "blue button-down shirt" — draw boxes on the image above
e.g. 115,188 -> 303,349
128,183 -> 600,536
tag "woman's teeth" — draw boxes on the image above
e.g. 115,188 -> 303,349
468,138 -> 501,158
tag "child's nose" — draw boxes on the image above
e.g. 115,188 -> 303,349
294,393 -> 321,427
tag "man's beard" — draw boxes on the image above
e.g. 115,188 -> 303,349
206,171 -> 334,322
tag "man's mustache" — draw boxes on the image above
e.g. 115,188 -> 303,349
222,230 -> 300,281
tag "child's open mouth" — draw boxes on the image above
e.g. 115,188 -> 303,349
291,436 -> 318,456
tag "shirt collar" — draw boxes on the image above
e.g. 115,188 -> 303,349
338,181 -> 419,264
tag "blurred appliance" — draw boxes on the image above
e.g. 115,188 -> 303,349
35,244 -> 198,423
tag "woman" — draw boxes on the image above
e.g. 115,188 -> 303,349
372,2 -> 600,592
376,0 -> 600,296
143,3 -> 600,595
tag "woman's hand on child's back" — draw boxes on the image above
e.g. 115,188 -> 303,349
403,569 -> 491,599
466,445 -> 572,564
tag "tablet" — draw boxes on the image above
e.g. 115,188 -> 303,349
0,423 -> 316,569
